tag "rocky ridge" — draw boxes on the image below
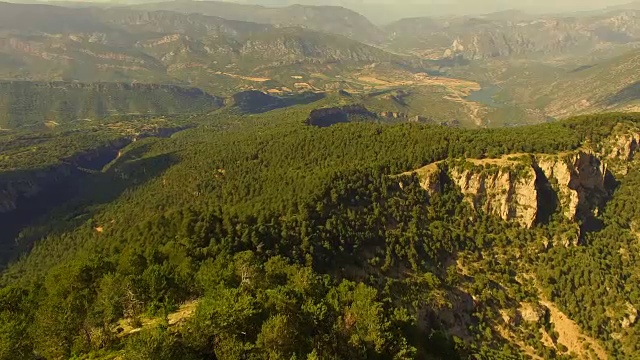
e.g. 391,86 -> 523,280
386,9 -> 640,60
404,128 -> 640,230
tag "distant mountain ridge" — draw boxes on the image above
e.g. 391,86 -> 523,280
0,80 -> 223,129
129,0 -> 385,43
0,2 -> 407,95
537,49 -> 640,117
386,9 -> 640,60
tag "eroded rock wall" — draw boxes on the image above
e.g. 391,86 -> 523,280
536,152 -> 609,221
450,165 -> 538,228
409,150 -> 622,229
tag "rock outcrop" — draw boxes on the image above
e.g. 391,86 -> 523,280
537,152 -> 609,221
621,303 -> 639,329
450,164 -> 538,228
608,133 -> 640,162
379,111 -> 407,119
407,149 -> 625,230
599,125 -> 640,175
519,303 -> 549,325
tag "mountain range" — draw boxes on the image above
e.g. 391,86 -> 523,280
1,0 -> 640,127
130,0 -> 385,43
0,2 -> 411,95
226,0 -> 640,24
386,8 -> 640,60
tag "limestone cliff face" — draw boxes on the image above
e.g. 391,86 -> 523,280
608,132 -> 639,162
536,152 -> 608,221
536,155 -> 580,221
600,126 -> 640,175
450,165 -> 538,228
408,150 -> 621,230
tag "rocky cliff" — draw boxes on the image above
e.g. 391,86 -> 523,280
598,123 -> 640,175
408,143 -> 637,230
536,152 -> 610,221
449,161 -> 538,228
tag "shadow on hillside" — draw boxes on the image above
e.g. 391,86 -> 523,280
0,152 -> 178,269
569,64 -> 594,73
605,81 -> 640,106
533,166 -> 559,225
234,91 -> 326,114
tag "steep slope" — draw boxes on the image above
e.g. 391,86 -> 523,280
3,109 -> 640,359
96,8 -> 273,38
0,81 -> 223,129
406,123 -> 640,233
477,49 -> 640,119
0,1 -> 117,34
539,50 -> 640,117
410,152 -> 613,232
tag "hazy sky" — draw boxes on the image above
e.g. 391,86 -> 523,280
33,0 -> 640,23
392,0 -> 634,12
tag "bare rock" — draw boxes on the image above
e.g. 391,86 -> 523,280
406,150 -> 615,232
500,308 -> 521,326
536,152 -> 608,222
537,155 -> 580,221
451,164 -> 538,228
621,303 -> 638,329
601,126 -> 640,175
519,303 -> 549,324
607,132 -> 640,162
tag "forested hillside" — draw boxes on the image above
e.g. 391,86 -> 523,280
2,97 -> 640,359
0,81 -> 222,129
3,1 -> 640,359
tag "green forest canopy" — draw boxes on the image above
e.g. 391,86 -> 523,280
2,106 -> 640,359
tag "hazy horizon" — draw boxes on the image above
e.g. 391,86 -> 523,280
29,0 -> 638,13
229,0 -> 639,22
14,0 -> 640,23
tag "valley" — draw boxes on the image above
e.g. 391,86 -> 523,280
2,1 -> 640,127
2,1 -> 640,360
